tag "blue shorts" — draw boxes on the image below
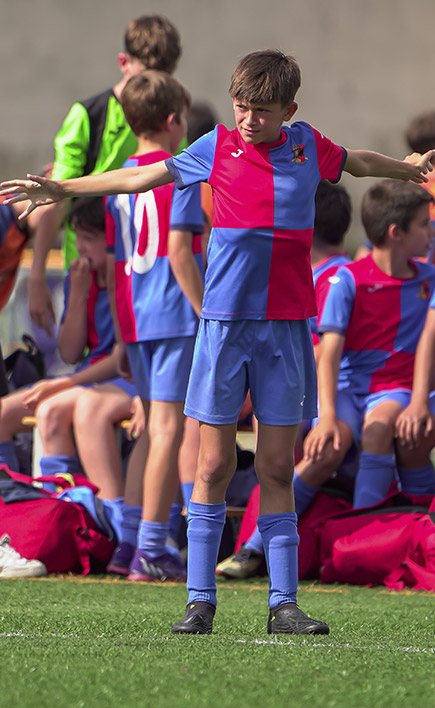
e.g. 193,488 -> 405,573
184,319 -> 318,426
126,337 -> 195,402
334,388 -> 435,444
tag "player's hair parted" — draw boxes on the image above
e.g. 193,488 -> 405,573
361,180 -> 433,246
229,49 -> 301,105
124,15 -> 181,74
68,197 -> 106,233
313,181 -> 352,247
121,70 -> 191,137
405,111 -> 435,155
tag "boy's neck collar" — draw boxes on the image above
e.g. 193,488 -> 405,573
371,248 -> 417,279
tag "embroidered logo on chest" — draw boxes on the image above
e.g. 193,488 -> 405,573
291,144 -> 308,163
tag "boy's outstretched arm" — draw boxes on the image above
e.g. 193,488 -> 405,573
303,331 -> 345,462
344,148 -> 435,183
0,161 -> 174,219
395,308 -> 435,449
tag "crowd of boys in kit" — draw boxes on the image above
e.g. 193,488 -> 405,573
1,13 -> 435,636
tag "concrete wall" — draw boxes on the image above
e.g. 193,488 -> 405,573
1,0 -> 434,249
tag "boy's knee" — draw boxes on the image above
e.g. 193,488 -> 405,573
36,399 -> 64,436
255,454 -> 294,490
196,450 -> 237,489
362,420 -> 394,454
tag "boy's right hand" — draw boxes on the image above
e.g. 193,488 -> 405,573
303,415 -> 342,462
394,400 -> 433,449
69,258 -> 92,296
0,174 -> 65,219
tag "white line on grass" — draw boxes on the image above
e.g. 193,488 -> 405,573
234,639 -> 435,653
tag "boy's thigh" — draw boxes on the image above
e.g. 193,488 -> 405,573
250,319 -> 318,426
126,337 -> 195,402
184,319 -> 250,424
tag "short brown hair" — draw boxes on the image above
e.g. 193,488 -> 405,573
361,180 -> 433,246
121,70 -> 191,137
229,49 -> 301,105
124,15 -> 181,74
69,197 -> 106,233
406,111 -> 435,154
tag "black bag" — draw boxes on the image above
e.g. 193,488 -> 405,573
4,334 -> 45,391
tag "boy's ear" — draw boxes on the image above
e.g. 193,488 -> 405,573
117,52 -> 129,75
386,222 -> 402,242
166,113 -> 178,131
283,102 -> 298,121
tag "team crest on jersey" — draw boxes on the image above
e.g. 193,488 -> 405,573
292,144 -> 308,163
418,280 -> 431,299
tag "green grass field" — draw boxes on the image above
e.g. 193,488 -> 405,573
0,576 -> 433,708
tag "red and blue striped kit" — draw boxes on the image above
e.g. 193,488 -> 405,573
105,150 -> 204,343
318,254 -> 435,393
166,122 -> 346,321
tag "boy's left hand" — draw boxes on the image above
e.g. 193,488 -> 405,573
394,400 -> 433,449
0,174 -> 65,219
404,149 -> 435,183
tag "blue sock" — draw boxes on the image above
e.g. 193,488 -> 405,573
0,441 -> 19,472
120,503 -> 142,546
187,500 -> 226,606
137,520 -> 169,558
398,464 -> 435,496
244,527 -> 264,554
353,452 -> 396,509
293,473 -> 317,516
40,455 -> 82,492
168,503 -> 183,545
181,482 -> 194,509
257,512 -> 299,609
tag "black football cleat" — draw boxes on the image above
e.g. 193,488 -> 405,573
267,603 -> 329,635
171,601 -> 216,634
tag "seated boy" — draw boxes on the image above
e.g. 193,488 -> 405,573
2,50 -> 434,636
0,198 -> 141,498
301,180 -> 435,511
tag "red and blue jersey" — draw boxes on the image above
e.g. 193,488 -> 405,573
310,253 -> 351,344
166,122 -> 346,321
105,151 -> 204,343
62,269 -> 114,370
318,254 -> 435,393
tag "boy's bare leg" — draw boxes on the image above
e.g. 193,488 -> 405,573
255,422 -> 299,514
73,384 -> 137,499
191,422 -> 238,504
0,389 -> 36,471
142,400 -> 185,522
37,388 -> 85,457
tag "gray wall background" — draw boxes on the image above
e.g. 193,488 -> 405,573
1,0 -> 434,250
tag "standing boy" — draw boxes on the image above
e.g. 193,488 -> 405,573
2,49 -> 434,636
103,71 -> 204,581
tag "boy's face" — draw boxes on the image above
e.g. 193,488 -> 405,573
232,98 -> 297,144
75,227 -> 107,271
400,203 -> 434,259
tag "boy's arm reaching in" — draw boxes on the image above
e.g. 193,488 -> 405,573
0,161 -> 174,218
344,148 -> 435,183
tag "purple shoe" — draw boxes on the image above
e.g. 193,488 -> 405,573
127,549 -> 187,582
107,542 -> 135,576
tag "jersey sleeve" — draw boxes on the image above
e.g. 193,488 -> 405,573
318,266 -> 356,335
165,127 -> 218,189
170,183 -> 204,234
310,126 -> 347,183
51,103 -> 90,181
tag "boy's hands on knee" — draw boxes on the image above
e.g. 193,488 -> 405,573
395,401 -> 433,450
126,395 -> 145,441
303,415 -> 342,462
23,376 -> 72,411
